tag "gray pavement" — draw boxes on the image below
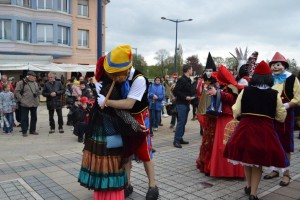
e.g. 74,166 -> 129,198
0,105 -> 300,200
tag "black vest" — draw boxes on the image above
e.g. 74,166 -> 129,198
284,75 -> 295,101
241,87 -> 278,118
129,69 -> 149,114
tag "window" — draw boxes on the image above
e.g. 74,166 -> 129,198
58,26 -> 70,45
0,0 -> 11,4
16,0 -> 30,7
58,0 -> 69,13
17,21 -> 31,42
78,29 -> 88,47
78,0 -> 88,17
0,19 -> 11,40
37,24 -> 53,43
37,0 -> 53,9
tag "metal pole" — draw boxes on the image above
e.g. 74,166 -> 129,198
161,17 -> 192,73
132,47 -> 137,66
174,21 -> 178,73
97,0 -> 102,58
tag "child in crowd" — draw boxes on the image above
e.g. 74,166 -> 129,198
71,96 -> 92,142
72,80 -> 82,101
0,84 -> 16,134
79,81 -> 91,99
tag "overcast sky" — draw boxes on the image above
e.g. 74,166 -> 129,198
105,0 -> 300,67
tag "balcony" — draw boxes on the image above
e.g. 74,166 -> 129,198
0,41 -> 72,57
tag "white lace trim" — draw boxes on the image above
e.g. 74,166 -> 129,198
227,159 -> 289,173
254,85 -> 270,89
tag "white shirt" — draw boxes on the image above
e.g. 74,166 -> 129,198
127,67 -> 146,101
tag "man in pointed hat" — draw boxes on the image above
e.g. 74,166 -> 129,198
263,52 -> 300,187
195,52 -> 218,174
97,45 -> 159,200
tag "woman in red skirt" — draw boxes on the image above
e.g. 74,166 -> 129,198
207,65 -> 245,178
224,61 -> 289,200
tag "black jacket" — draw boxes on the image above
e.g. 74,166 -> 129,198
42,80 -> 65,110
173,74 -> 194,105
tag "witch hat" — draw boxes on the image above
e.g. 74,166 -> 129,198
205,52 -> 216,71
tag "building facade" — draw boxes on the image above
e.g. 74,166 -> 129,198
0,0 -> 108,69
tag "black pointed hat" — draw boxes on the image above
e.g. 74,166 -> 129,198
205,52 -> 216,71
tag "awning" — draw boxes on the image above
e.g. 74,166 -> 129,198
0,55 -> 95,72
0,63 -> 96,72
29,63 -> 96,72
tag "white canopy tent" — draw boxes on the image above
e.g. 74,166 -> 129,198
29,63 -> 96,72
0,55 -> 96,72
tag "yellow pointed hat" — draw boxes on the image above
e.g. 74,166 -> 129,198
104,45 -> 133,73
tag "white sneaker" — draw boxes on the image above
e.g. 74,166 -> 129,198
153,128 -> 158,131
163,114 -> 169,118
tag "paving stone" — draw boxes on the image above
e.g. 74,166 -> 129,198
8,194 -> 24,200
0,111 -> 300,200
39,192 -> 56,199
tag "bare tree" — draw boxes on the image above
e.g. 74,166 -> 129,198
225,57 -> 238,70
212,57 -> 225,67
287,58 -> 299,75
154,49 -> 170,76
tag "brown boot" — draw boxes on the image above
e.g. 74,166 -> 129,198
30,131 -> 39,135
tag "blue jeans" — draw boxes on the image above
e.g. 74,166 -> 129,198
150,109 -> 161,129
174,104 -> 190,143
21,106 -> 37,133
2,113 -> 14,133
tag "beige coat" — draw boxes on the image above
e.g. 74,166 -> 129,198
14,79 -> 40,108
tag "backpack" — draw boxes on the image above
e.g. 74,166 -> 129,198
65,84 -> 73,96
65,84 -> 74,105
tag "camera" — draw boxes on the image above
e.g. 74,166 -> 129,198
33,93 -> 37,98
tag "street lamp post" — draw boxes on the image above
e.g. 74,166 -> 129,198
132,47 -> 137,67
132,47 -> 137,57
161,17 -> 192,73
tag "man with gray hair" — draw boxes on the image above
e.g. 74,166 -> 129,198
14,71 -> 40,137
42,72 -> 65,133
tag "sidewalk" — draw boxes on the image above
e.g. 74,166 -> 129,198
0,105 -> 299,200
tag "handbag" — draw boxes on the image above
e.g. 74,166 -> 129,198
223,119 -> 239,144
106,135 -> 123,148
206,89 -> 222,117
166,104 -> 177,115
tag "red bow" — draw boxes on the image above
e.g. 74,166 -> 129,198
95,56 -> 105,82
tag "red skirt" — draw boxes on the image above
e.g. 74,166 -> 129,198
210,115 -> 245,178
196,116 -> 217,174
94,190 -> 124,200
224,116 -> 289,168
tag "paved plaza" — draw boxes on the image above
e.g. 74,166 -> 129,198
0,105 -> 300,200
